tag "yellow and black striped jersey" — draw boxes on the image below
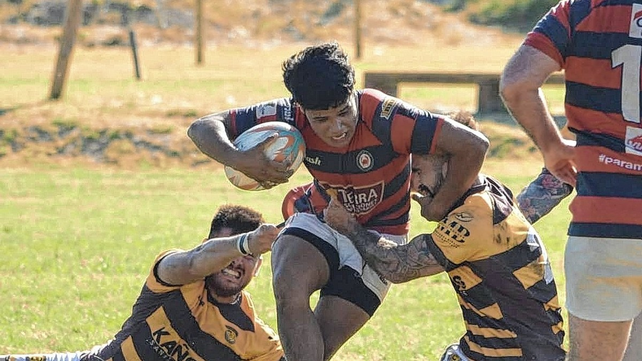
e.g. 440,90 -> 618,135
85,251 -> 284,361
427,176 -> 565,361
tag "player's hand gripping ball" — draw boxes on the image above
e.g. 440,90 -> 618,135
225,121 -> 306,191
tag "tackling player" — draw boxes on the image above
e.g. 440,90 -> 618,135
322,112 -> 569,360
2,205 -> 284,361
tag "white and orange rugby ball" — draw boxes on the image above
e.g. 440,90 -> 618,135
224,121 -> 306,191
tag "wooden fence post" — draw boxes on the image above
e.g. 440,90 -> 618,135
195,0 -> 204,65
354,0 -> 362,60
49,0 -> 83,100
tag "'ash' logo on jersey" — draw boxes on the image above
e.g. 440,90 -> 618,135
356,150 -> 374,171
305,155 -> 322,166
322,181 -> 385,215
224,325 -> 239,344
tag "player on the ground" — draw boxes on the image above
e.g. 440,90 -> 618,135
2,205 -> 284,361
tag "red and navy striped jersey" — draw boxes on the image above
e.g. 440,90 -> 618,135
230,89 -> 443,235
525,0 -> 642,238
426,176 -> 565,361
88,251 -> 284,361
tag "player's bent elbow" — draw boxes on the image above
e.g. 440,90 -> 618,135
187,118 -> 206,142
499,75 -> 537,108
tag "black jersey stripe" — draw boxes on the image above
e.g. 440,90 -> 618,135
304,145 -> 399,174
128,322 -> 172,361
382,161 -> 410,199
569,31 -> 642,59
575,131 -> 625,153
566,81 -> 629,115
206,293 -> 255,332
110,349 -> 126,361
569,222 -> 642,238
410,110 -> 440,154
162,294 -> 242,360
576,172 -> 642,198
459,336 -> 523,361
491,240 -> 542,272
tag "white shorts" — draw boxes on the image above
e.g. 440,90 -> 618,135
565,236 -> 642,321
279,212 -> 407,315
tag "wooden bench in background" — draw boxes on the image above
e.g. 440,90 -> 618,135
363,72 -> 566,115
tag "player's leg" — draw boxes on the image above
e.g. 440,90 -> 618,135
567,316 -> 631,361
271,217 -> 331,361
622,312 -> 642,361
315,289 -> 371,359
564,236 -> 642,361
315,234 -> 406,360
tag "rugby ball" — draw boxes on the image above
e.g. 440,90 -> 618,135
224,122 -> 306,191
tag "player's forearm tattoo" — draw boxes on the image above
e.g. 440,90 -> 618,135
344,224 -> 443,283
517,168 -> 573,224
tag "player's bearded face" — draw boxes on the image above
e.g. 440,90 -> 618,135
205,255 -> 258,299
410,155 -> 448,198
303,96 -> 358,148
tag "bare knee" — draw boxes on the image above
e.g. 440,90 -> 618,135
271,234 -> 329,304
568,313 -> 631,361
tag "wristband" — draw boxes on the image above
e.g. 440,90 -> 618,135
237,233 -> 250,255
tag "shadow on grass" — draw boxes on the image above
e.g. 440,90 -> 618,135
0,100 -> 52,117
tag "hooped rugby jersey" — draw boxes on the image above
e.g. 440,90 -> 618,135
231,88 -> 444,235
526,0 -> 642,238
425,176 -> 565,361
87,251 -> 284,361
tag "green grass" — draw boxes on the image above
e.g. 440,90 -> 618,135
0,162 -> 572,360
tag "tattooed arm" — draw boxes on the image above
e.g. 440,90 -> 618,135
324,197 -> 444,283
517,167 -> 574,224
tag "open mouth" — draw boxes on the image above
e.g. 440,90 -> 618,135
222,268 -> 241,279
332,132 -> 347,141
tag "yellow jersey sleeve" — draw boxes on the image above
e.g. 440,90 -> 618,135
431,193 -> 494,265
145,249 -> 184,293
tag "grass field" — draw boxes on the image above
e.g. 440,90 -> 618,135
0,40 -> 572,360
0,162 -> 572,360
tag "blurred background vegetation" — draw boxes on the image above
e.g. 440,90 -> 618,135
0,0 -> 558,47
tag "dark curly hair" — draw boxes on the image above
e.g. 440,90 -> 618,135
282,41 -> 355,110
208,205 -> 264,238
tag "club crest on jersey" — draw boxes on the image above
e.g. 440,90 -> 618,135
625,126 -> 642,156
224,325 -> 239,344
630,3 -> 642,38
356,150 -> 374,171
